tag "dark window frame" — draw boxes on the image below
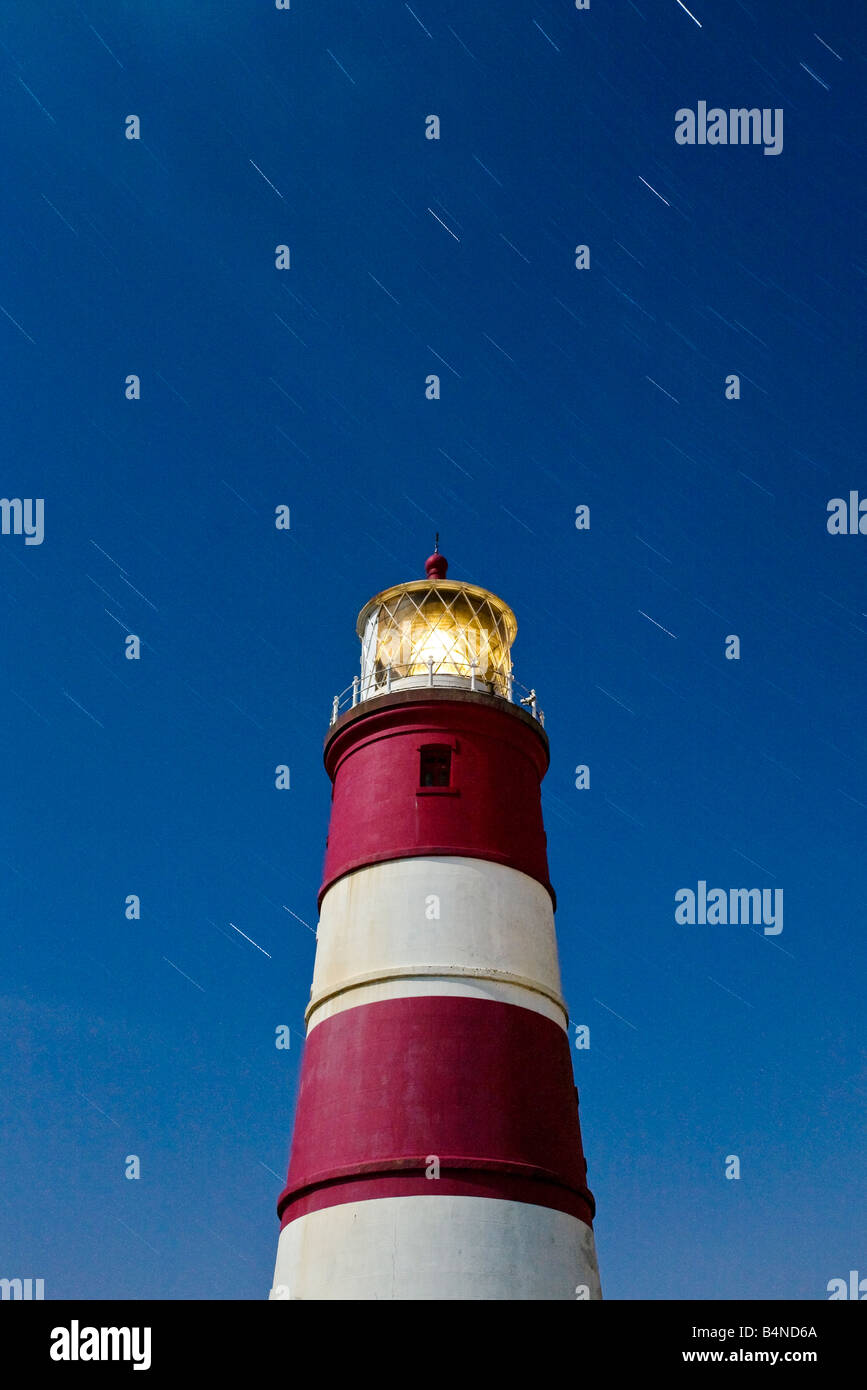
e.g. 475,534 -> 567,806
416,740 -> 460,796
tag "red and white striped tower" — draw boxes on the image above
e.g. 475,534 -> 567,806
271,546 -> 602,1300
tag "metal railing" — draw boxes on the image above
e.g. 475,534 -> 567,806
329,662 -> 545,728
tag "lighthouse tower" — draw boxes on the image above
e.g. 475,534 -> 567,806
271,547 -> 602,1300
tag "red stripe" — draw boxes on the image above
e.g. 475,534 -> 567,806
281,1174 -> 592,1227
277,995 -> 595,1227
320,696 -> 553,905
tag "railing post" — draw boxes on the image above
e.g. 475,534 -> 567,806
427,658 -> 434,687
539,710 -> 545,728
351,676 -> 359,708
331,695 -> 339,725
470,660 -> 477,692
506,672 -> 513,703
386,665 -> 392,694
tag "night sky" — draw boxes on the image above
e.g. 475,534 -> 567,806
2,0 -> 865,1300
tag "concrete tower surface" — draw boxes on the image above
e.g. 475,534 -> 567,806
271,548 -> 602,1300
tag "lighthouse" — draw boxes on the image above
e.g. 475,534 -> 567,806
271,546 -> 602,1300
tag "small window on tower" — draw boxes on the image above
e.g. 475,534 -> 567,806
419,745 -> 451,788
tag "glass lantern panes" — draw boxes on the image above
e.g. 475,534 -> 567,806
357,581 -> 516,700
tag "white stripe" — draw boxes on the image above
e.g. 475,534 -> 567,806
272,1196 -> 601,1300
311,857 -> 565,1028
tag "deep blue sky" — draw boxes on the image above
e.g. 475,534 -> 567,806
2,0 -> 865,1300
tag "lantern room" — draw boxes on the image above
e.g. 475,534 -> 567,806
355,548 -> 517,702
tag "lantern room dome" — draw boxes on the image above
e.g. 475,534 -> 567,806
355,556 -> 517,702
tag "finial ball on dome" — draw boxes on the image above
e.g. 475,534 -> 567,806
425,540 -> 448,579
